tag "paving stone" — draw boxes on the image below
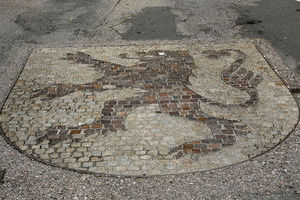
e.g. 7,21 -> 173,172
78,157 -> 90,162
91,157 -> 102,162
82,162 -> 94,168
72,152 -> 83,158
91,151 -> 102,157
68,163 -> 81,168
140,155 -> 151,160
0,42 -> 298,176
60,153 -> 71,159
65,158 -> 76,163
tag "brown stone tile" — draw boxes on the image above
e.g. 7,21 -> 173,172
70,130 -> 81,134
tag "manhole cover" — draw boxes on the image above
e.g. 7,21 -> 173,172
0,42 -> 298,176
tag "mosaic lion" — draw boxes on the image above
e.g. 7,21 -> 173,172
32,49 -> 262,159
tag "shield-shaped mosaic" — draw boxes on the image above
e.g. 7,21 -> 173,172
0,42 -> 298,176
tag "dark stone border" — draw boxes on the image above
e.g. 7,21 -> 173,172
253,39 -> 300,92
0,169 -> 5,184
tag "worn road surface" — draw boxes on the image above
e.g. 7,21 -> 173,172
0,0 -> 299,199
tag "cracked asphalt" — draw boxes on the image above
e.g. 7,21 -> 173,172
0,0 -> 299,199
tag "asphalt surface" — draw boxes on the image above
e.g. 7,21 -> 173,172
234,0 -> 300,73
1,0 -> 299,74
0,0 -> 299,199
122,6 -> 187,40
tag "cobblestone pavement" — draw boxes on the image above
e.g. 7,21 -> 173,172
0,42 -> 298,176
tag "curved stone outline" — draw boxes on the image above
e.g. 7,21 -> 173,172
0,44 -> 299,177
0,112 -> 299,178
